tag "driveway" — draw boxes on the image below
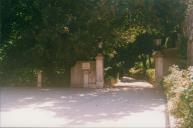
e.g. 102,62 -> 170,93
0,80 -> 168,127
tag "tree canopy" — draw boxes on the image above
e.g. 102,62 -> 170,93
0,0 -> 188,86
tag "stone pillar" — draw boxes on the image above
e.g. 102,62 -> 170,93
186,9 -> 193,66
154,51 -> 164,84
187,40 -> 193,66
96,53 -> 104,88
83,70 -> 89,88
191,40 -> 193,65
37,70 -> 43,88
82,62 -> 91,88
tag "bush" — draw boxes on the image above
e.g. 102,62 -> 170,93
0,68 -> 36,86
145,68 -> 155,84
162,65 -> 193,128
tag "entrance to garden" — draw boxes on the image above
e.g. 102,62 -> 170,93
71,50 -> 181,88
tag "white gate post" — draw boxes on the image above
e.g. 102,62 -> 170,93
37,70 -> 43,88
186,10 -> 193,66
154,51 -> 164,84
83,70 -> 89,88
96,53 -> 104,88
82,62 -> 91,88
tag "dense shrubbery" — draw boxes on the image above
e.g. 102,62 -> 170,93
162,65 -> 193,128
0,68 -> 36,86
1,0 -> 187,87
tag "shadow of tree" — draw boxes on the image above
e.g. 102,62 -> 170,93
0,84 -> 167,127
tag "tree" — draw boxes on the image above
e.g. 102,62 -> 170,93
0,0 -> 187,86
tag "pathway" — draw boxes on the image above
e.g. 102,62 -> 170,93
0,78 -> 168,127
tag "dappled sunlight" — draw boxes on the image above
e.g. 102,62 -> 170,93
0,86 -> 167,127
1,107 -> 70,127
60,96 -> 67,99
115,81 -> 154,88
18,97 -> 34,102
114,76 -> 154,88
40,88 -> 52,91
36,101 -> 56,107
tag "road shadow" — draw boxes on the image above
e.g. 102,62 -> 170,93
0,82 -> 167,127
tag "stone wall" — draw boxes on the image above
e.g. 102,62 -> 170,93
71,61 -> 96,88
154,48 -> 180,83
70,53 -> 104,88
162,48 -> 179,74
185,9 -> 193,65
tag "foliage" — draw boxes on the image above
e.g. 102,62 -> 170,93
162,65 -> 193,128
0,68 -> 36,86
145,68 -> 155,84
105,33 -> 155,79
0,0 -> 188,86
129,67 -> 144,80
128,65 -> 155,84
184,0 -> 193,15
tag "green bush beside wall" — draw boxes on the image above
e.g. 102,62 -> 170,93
162,65 -> 193,128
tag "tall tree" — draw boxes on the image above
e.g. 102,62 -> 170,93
0,0 -> 187,86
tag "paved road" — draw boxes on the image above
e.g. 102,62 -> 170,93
0,80 -> 168,127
